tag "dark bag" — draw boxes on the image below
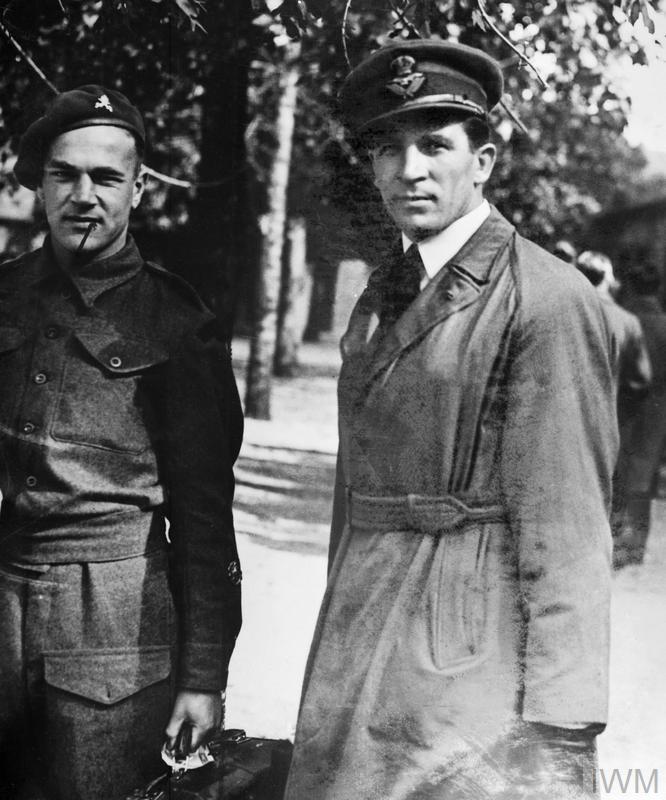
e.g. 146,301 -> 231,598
125,729 -> 293,800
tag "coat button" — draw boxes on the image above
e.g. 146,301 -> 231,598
109,356 -> 122,368
45,326 -> 60,339
445,289 -> 455,300
33,372 -> 47,385
26,476 -> 37,488
22,421 -> 36,434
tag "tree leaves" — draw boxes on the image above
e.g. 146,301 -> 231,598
621,0 -> 656,34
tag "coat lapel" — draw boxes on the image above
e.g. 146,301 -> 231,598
364,207 -> 515,384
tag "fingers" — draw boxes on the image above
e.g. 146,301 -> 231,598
163,691 -> 222,756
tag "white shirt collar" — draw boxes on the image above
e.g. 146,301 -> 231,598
402,199 -> 490,285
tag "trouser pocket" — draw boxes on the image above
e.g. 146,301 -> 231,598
42,646 -> 171,800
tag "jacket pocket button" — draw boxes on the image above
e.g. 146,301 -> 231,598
109,356 -> 122,368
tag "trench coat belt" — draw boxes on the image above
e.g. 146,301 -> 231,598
347,490 -> 507,535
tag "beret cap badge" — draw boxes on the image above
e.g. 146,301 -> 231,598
386,55 -> 426,99
94,94 -> 114,113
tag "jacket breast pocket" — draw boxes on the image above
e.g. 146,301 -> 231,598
425,525 -> 493,674
51,332 -> 168,453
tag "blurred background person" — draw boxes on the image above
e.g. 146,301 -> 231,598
612,258 -> 666,566
576,251 -> 652,568
553,239 -> 578,266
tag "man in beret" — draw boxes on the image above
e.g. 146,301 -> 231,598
285,41 -> 617,799
0,86 -> 243,799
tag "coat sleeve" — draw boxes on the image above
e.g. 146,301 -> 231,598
161,323 -> 244,692
500,253 -> 618,726
329,451 -> 348,573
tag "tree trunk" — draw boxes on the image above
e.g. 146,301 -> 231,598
245,45 -> 300,419
188,3 -> 253,337
274,215 -> 312,377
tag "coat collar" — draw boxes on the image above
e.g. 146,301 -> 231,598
346,206 -> 515,386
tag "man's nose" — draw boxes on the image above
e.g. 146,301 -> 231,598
399,145 -> 427,181
71,175 -> 95,204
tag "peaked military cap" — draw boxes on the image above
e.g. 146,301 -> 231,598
340,39 -> 503,133
14,85 -> 145,189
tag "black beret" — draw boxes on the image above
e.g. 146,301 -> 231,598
340,40 -> 503,134
14,85 -> 145,189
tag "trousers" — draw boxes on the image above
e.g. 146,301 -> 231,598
0,549 -> 173,800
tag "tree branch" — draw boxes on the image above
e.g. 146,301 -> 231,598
475,0 -> 547,89
0,18 -> 59,95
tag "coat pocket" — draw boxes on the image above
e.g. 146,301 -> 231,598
43,645 -> 171,705
426,525 -> 491,673
51,333 -> 168,453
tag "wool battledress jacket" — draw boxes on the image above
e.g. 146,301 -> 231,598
285,208 -> 618,800
0,237 -> 243,693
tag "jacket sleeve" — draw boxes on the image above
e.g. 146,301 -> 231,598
161,323 -> 244,692
500,255 -> 618,726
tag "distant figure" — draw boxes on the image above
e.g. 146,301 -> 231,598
615,260 -> 666,565
576,252 -> 652,566
553,239 -> 578,265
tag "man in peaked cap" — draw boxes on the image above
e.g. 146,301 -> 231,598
0,86 -> 244,799
285,40 -> 617,799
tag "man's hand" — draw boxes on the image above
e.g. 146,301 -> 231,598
164,690 -> 223,758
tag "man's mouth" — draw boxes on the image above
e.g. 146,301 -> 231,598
396,195 -> 432,203
64,215 -> 100,225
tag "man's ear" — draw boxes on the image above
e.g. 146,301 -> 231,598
35,184 -> 44,204
131,168 -> 146,209
474,142 -> 496,186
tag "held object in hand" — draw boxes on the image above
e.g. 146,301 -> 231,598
127,729 -> 293,800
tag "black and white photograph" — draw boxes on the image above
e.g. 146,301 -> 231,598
0,1 -> 665,798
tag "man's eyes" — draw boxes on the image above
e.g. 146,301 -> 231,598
421,139 -> 449,153
371,140 -> 449,157
47,168 -> 75,180
371,142 -> 399,157
46,169 -> 123,185
92,174 -> 124,185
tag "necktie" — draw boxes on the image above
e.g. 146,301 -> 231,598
380,244 -> 425,328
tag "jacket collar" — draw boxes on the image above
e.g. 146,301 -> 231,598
59,236 -> 144,307
355,206 -> 515,384
7,235 -> 145,308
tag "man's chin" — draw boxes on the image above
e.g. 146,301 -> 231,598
391,214 -> 440,242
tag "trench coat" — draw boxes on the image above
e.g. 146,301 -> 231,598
285,207 -> 617,800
